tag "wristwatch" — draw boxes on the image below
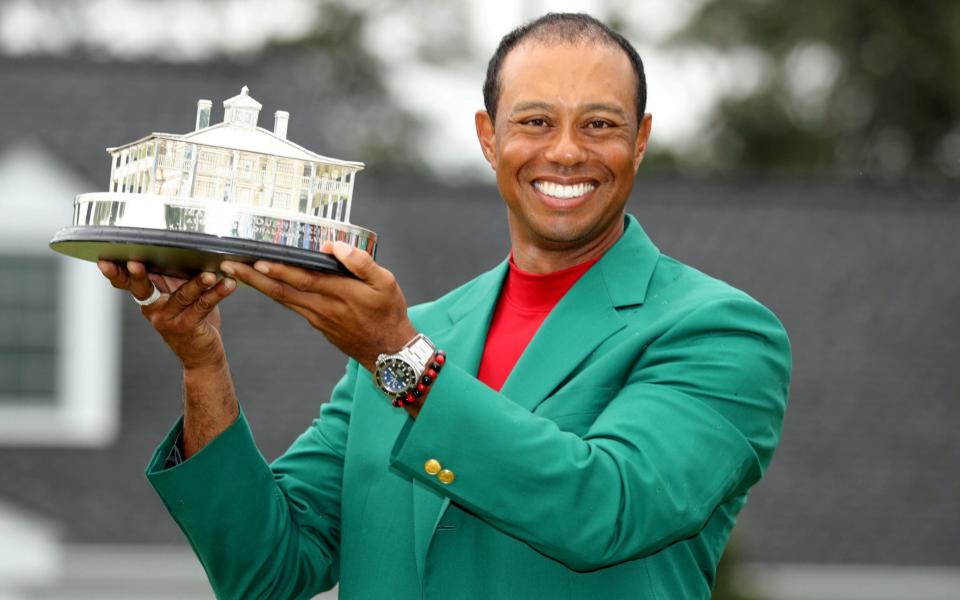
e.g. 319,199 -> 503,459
374,333 -> 437,399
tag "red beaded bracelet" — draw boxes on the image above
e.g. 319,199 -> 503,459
393,350 -> 446,408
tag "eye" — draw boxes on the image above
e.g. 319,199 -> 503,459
522,117 -> 549,127
586,119 -> 612,129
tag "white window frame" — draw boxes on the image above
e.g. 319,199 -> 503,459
0,142 -> 120,446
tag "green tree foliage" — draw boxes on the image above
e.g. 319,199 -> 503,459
672,0 -> 960,179
259,1 -> 427,176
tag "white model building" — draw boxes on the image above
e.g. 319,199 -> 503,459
105,86 -> 363,223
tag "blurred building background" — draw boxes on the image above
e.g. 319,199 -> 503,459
0,1 -> 957,598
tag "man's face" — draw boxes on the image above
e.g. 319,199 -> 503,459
476,41 -> 652,257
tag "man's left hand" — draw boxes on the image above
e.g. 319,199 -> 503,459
221,240 -> 418,373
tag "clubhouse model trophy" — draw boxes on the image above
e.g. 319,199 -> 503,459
50,86 -> 377,277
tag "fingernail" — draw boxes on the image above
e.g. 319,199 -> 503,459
334,241 -> 352,256
254,262 -> 270,274
220,262 -> 235,276
200,272 -> 215,285
223,277 -> 236,291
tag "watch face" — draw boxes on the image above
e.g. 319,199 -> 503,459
377,358 -> 416,395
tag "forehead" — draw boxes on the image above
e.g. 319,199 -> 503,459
498,40 -> 637,117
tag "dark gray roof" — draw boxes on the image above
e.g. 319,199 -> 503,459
0,53 -> 414,184
0,55 -> 958,567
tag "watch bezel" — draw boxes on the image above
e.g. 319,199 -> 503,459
375,356 -> 418,397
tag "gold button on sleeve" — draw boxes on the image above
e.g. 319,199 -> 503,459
437,469 -> 456,485
424,459 -> 442,476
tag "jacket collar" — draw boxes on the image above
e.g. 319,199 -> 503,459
445,213 -> 658,325
499,214 -> 659,409
412,214 -> 660,579
439,214 -> 660,406
597,213 -> 660,309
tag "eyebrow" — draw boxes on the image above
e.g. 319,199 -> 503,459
510,101 -> 554,116
509,101 -> 629,120
583,103 -> 629,119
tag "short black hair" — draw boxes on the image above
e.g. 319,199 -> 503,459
482,13 -> 647,126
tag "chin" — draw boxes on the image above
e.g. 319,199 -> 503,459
532,222 -> 595,246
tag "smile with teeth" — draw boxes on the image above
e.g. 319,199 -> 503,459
533,180 -> 596,199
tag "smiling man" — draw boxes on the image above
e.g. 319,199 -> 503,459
100,12 -> 791,600
476,35 -> 651,273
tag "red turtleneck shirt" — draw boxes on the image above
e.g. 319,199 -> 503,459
477,254 -> 601,392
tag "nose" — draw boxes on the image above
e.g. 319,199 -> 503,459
543,126 -> 587,167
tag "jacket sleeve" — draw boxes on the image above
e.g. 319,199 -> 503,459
389,296 -> 791,572
146,359 -> 359,599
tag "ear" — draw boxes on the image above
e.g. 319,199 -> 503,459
633,113 -> 653,172
475,110 -> 497,171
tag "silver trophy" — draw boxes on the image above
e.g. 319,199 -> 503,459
50,86 -> 377,277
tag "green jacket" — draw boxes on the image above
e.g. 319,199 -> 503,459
147,214 -> 791,599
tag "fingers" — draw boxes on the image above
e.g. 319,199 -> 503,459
221,260 -> 314,307
180,276 -> 236,323
222,242 -> 391,297
97,259 -> 120,281
97,260 -> 154,301
96,260 -> 235,320
125,261 -> 163,302
154,271 -> 236,321
97,259 -> 129,288
330,241 -> 393,289
170,272 -> 216,309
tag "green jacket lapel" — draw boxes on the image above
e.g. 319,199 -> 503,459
498,266 -> 624,411
500,214 -> 660,412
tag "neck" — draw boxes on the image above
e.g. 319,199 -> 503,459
510,218 -> 624,274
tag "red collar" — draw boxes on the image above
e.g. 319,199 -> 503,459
502,253 -> 602,313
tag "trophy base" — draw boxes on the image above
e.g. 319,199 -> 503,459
50,226 -> 352,279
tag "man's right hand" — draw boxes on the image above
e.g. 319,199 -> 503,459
97,260 -> 236,369
98,260 -> 240,458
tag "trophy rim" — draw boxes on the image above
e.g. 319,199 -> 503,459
69,192 -> 377,257
74,192 -> 378,242
50,225 -> 355,278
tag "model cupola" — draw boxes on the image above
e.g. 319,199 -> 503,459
222,85 -> 262,129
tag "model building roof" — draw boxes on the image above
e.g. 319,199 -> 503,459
107,85 -> 364,169
180,123 -> 361,168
